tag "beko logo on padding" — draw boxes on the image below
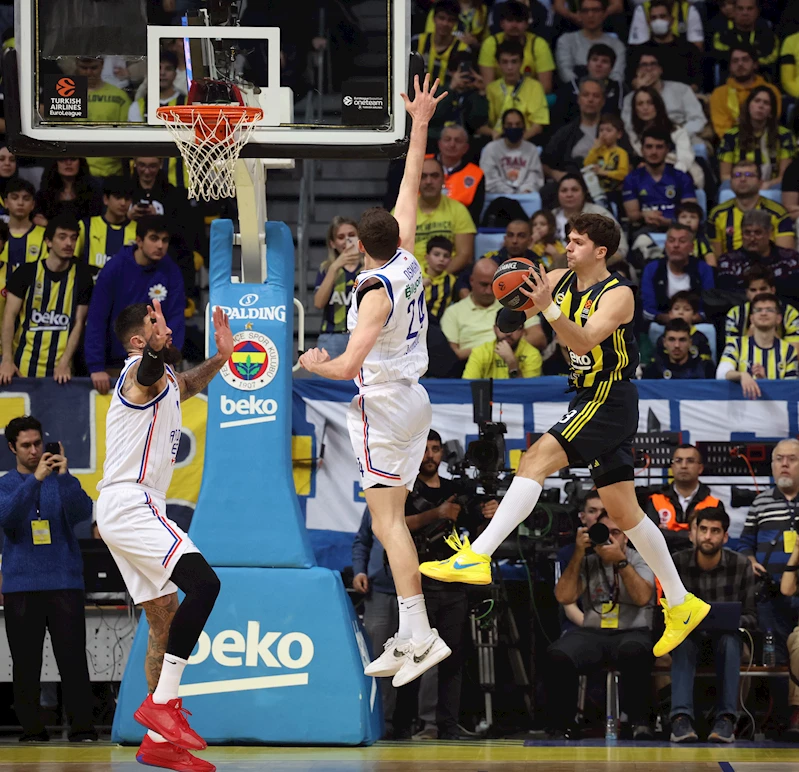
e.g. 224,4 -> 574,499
180,622 -> 315,697
219,395 -> 278,429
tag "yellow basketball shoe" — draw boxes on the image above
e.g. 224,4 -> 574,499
653,593 -> 711,657
419,532 -> 492,586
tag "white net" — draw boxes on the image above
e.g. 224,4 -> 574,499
158,107 -> 262,201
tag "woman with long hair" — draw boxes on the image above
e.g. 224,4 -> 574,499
35,157 -> 102,224
551,173 -> 629,259
627,86 -> 703,188
313,216 -> 363,359
718,85 -> 795,188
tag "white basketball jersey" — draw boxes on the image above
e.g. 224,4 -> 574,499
347,248 -> 428,387
98,356 -> 183,496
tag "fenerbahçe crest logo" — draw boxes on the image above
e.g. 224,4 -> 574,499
220,330 -> 279,391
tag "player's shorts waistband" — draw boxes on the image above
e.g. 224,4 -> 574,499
358,378 -> 419,395
97,482 -> 167,499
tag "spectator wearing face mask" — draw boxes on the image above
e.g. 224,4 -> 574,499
627,0 -> 703,88
479,109 -> 544,194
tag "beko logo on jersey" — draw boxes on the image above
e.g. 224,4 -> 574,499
569,351 -> 593,370
215,303 -> 287,322
219,395 -> 279,429
30,309 -> 70,330
179,622 -> 314,697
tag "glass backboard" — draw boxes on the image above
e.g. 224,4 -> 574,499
8,0 -> 413,159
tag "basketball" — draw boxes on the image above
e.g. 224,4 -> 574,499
492,257 -> 540,311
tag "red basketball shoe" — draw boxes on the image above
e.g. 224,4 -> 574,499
134,696 -> 207,751
136,734 -> 215,771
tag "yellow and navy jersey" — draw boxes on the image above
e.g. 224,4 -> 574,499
693,233 -> 713,260
530,240 -> 566,270
720,335 -> 798,379
0,224 -> 48,271
718,127 -> 795,181
552,270 -> 638,389
76,216 -> 137,278
725,301 -> 799,344
413,33 -> 469,82
424,270 -> 457,323
424,3 -> 489,43
0,260 -> 7,355
6,259 -> 93,377
707,196 -> 794,254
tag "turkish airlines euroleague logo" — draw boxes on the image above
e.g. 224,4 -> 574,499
56,78 -> 75,97
44,75 -> 87,119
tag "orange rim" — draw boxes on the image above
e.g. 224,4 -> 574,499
156,105 -> 263,144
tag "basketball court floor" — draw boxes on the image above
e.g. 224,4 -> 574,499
2,741 -> 799,771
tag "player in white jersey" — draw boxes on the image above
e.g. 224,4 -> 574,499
299,74 -> 452,688
95,299 -> 233,772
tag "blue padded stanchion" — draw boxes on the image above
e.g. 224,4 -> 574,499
112,220 -> 382,745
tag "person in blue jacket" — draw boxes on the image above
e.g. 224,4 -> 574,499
84,215 -> 185,394
0,415 -> 96,742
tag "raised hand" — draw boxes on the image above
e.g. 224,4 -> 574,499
401,73 -> 448,124
520,263 -> 554,312
212,305 -> 234,360
146,299 -> 169,351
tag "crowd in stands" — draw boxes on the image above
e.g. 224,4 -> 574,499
312,0 -> 799,389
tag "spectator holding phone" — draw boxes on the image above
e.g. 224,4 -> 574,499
0,416 -> 96,742
313,217 -> 363,359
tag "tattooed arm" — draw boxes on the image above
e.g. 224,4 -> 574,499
175,305 -> 234,402
141,593 -> 179,692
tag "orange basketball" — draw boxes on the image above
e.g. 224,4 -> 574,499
492,257 -> 539,311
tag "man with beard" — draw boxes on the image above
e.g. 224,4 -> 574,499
740,440 -> 799,664
95,300 -> 233,770
84,216 -> 186,394
670,508 -> 757,744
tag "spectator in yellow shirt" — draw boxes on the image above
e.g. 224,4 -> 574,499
463,309 -> 542,378
409,157 -> 476,273
76,58 -> 131,178
709,43 -> 781,140
486,40 -> 549,141
478,0 -> 555,93
583,113 -> 629,196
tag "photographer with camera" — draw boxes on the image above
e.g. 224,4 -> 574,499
391,429 -> 496,740
549,512 -> 656,739
738,439 -> 799,668
557,490 -> 606,629
0,416 -> 96,742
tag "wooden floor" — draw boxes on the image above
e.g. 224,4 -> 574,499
1,742 -> 799,771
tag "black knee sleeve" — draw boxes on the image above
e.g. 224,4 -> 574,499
165,553 -> 221,660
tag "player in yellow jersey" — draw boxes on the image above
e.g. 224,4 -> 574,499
421,213 -> 709,657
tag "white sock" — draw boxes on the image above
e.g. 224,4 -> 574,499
403,594 -> 432,642
152,653 -> 187,704
623,516 -> 687,607
396,596 -> 411,640
147,730 -> 168,743
471,478 -> 543,556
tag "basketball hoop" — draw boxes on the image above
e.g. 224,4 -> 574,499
156,104 -> 263,201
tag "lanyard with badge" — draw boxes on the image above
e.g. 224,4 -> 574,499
31,489 -> 51,546
500,77 -> 526,109
785,499 -> 798,554
587,556 -> 620,628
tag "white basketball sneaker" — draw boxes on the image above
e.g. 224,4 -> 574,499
392,629 -> 452,688
363,635 -> 413,678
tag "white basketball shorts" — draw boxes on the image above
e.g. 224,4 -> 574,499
95,484 -> 199,604
346,381 -> 432,491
